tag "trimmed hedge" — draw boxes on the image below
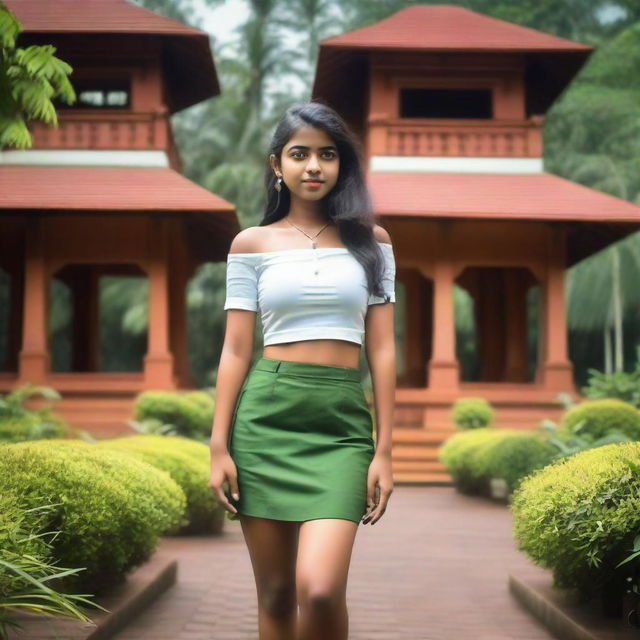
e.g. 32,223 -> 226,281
438,428 -> 505,493
511,441 -> 640,600
467,431 -> 557,492
438,427 -> 557,495
134,390 -> 214,439
451,397 -> 495,430
0,440 -> 186,593
96,435 -> 222,534
561,398 -> 640,441
0,413 -> 68,443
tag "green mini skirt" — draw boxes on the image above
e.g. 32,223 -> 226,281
227,356 -> 375,524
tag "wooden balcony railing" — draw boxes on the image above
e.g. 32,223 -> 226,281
28,109 -> 170,151
368,117 -> 544,158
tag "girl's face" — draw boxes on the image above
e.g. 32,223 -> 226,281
270,126 -> 340,203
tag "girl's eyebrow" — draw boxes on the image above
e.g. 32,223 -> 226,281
287,145 -> 337,152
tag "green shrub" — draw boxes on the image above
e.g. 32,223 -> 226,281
0,383 -> 70,443
451,397 -> 494,430
0,413 -> 68,443
133,391 -> 214,440
0,495 -> 103,638
581,364 -> 640,409
0,441 -> 186,593
511,441 -> 640,600
439,428 -> 556,495
96,435 -> 221,534
456,429 -> 521,493
0,493 -> 51,603
439,428 -> 504,493
469,432 -> 557,492
561,398 -> 640,442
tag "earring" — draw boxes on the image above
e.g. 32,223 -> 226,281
274,174 -> 283,192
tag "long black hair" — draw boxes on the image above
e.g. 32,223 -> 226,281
260,100 -> 388,301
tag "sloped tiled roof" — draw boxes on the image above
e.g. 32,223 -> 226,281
0,165 -> 234,212
367,171 -> 640,265
322,5 -> 591,52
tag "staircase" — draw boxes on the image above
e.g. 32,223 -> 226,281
389,401 -> 453,485
392,426 -> 454,485
389,386 -> 572,485
41,393 -> 138,439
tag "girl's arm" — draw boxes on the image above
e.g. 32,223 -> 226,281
210,311 -> 255,455
361,225 -> 396,525
364,224 -> 396,457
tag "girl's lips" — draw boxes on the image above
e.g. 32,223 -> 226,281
303,180 -> 323,187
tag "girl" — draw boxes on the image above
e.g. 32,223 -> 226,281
209,100 -> 396,640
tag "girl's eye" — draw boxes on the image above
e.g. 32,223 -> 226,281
291,151 -> 336,159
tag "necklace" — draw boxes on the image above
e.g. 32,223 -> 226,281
284,217 -> 331,276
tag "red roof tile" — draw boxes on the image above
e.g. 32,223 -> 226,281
367,172 -> 640,222
4,0 -> 205,35
322,5 -> 591,52
0,166 -> 235,213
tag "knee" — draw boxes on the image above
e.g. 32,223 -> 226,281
299,587 -> 344,615
260,581 -> 297,619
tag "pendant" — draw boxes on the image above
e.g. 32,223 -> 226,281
311,241 -> 317,249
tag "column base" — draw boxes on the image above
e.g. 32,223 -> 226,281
18,351 -> 50,384
427,359 -> 460,390
143,354 -> 175,389
539,360 -> 575,392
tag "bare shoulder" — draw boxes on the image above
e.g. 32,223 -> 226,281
372,224 -> 392,245
228,226 -> 267,254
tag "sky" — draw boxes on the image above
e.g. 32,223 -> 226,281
193,0 -> 629,36
194,0 -> 248,42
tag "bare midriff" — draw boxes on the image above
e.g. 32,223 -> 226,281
263,339 -> 361,370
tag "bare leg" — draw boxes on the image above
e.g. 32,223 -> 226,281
295,518 -> 359,640
239,514 -> 300,640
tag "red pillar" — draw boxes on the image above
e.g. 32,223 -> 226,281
18,218 -> 50,383
427,223 -> 460,389
144,218 -> 175,388
539,227 -> 574,389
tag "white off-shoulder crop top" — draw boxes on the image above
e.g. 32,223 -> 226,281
223,241 -> 396,345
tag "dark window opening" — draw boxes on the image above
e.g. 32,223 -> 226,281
54,77 -> 131,110
400,88 -> 492,119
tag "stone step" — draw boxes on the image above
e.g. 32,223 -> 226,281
393,459 -> 448,472
393,470 -> 453,485
392,428 -> 455,444
392,445 -> 447,461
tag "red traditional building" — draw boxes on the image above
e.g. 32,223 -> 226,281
0,0 -> 237,434
312,5 -> 640,483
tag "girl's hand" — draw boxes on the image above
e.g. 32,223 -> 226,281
362,452 -> 393,525
209,451 -> 240,516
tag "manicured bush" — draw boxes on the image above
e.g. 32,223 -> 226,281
0,441 -> 186,593
96,435 -> 222,534
439,428 -> 504,493
439,427 -> 557,495
468,432 -> 557,492
511,441 -> 640,601
561,398 -> 640,442
133,390 -> 214,440
451,397 -> 494,430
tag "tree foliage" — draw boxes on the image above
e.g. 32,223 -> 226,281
0,2 -> 76,149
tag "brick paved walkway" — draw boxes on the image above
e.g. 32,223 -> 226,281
112,487 -> 554,640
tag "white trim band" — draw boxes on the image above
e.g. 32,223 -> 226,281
369,156 -> 544,174
0,150 -> 170,167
